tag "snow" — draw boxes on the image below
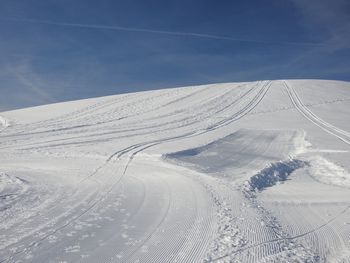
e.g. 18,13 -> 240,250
307,156 -> 350,188
0,116 -> 9,131
0,79 -> 350,262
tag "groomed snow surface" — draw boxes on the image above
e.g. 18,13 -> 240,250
0,79 -> 350,262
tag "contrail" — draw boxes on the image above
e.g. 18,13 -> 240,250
2,17 -> 329,47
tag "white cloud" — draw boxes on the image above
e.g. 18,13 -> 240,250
2,17 -> 332,48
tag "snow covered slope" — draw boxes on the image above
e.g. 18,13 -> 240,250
0,80 -> 350,262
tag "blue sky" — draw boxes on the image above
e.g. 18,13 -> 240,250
0,0 -> 349,111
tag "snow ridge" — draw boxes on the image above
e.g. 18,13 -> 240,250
243,159 -> 306,194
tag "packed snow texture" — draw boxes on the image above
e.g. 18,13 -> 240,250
1,79 -> 350,262
0,116 -> 9,131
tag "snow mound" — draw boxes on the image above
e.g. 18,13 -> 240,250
308,156 -> 350,188
243,159 -> 306,194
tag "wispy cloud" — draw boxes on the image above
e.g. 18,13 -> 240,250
281,0 -> 350,74
9,60 -> 55,103
2,17 -> 333,48
289,0 -> 350,50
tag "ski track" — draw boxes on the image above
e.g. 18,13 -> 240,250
1,79 -> 350,262
0,82 -> 256,150
284,80 -> 350,145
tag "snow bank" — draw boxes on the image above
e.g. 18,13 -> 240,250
243,155 -> 350,194
243,159 -> 306,194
